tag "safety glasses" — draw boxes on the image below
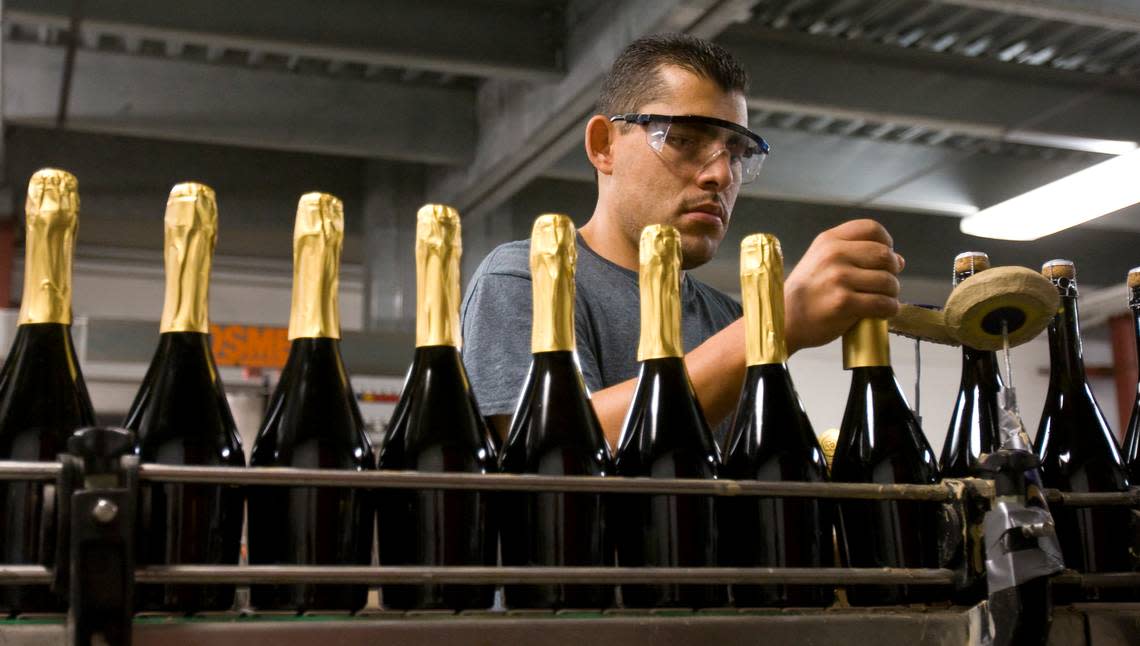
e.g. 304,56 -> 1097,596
609,113 -> 770,184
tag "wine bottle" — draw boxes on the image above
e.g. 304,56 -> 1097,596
247,193 -> 374,612
376,204 -> 496,611
1034,259 -> 1132,603
940,252 -> 1004,478
719,233 -> 832,607
1123,267 -> 1140,484
831,318 -> 941,605
612,224 -> 725,609
499,214 -> 613,610
0,169 -> 96,615
123,182 -> 245,613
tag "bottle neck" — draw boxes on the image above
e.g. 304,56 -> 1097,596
530,250 -> 575,354
960,345 -> 1003,389
1047,293 -> 1086,383
637,256 -> 683,361
1131,286 -> 1139,371
848,364 -> 913,416
19,209 -> 76,326
842,318 -> 890,369
288,235 -> 341,340
159,228 -> 213,334
414,232 -> 460,350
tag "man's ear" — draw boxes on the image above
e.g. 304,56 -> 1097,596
584,115 -> 616,176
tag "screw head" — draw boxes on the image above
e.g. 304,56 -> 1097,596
92,498 -> 119,524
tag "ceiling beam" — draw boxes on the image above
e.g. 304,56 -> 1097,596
427,0 -> 763,222
722,25 -> 1140,154
5,0 -> 564,82
2,41 -> 475,164
933,0 -> 1140,33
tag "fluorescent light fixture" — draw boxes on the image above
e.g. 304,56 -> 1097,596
960,147 -> 1140,241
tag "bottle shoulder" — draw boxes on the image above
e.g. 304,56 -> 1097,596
378,346 -> 494,471
614,358 -> 719,476
832,367 -> 938,484
250,338 -> 372,469
0,324 -> 96,455
724,364 -> 825,478
126,334 -> 241,456
500,356 -> 611,474
1036,384 -> 1128,488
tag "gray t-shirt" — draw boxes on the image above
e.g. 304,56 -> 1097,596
460,235 -> 742,445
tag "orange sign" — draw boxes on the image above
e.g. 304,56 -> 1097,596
211,324 -> 291,369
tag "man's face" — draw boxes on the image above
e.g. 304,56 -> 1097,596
608,66 -> 748,270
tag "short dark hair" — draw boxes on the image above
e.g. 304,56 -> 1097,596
596,33 -> 750,116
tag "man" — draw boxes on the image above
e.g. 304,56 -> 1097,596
461,34 -> 904,449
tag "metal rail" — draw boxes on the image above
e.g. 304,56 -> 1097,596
0,565 -> 53,584
132,565 -> 956,586
1051,572 -> 1140,587
0,461 -> 63,481
1,461 -> 1136,507
136,464 -> 961,501
3,564 -> 1138,589
1045,489 -> 1140,506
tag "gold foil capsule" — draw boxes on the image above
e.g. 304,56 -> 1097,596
20,168 -> 80,325
842,318 -> 891,369
637,224 -> 683,361
740,233 -> 787,366
288,192 -> 344,340
415,204 -> 462,348
160,182 -> 218,334
530,214 -> 576,354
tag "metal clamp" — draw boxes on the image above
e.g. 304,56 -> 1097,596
54,427 -> 138,646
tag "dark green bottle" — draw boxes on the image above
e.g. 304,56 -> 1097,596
499,214 -> 612,610
377,204 -> 497,611
720,233 -> 832,607
124,183 -> 244,612
831,318 -> 941,605
247,193 -> 374,612
612,224 -> 725,609
0,169 -> 95,615
1034,260 -> 1132,603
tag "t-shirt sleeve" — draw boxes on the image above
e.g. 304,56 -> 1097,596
461,270 -> 533,418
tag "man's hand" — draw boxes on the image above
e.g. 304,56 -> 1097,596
784,219 -> 905,354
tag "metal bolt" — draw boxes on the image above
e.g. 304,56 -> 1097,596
92,499 -> 118,524
1020,520 -> 1054,538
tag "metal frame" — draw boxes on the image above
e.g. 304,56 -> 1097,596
0,432 -> 1136,646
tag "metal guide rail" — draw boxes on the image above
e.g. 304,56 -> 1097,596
0,428 -> 1136,646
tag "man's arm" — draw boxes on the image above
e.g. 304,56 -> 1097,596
581,219 -> 906,449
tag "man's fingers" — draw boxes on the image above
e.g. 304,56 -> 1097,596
837,267 -> 901,298
830,240 -> 904,273
844,292 -> 901,320
827,218 -> 894,248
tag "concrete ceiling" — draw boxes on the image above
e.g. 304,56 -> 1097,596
2,0 -> 1139,322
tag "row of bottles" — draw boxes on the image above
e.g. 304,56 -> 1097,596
0,169 -> 1136,615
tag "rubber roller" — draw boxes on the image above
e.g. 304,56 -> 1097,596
889,265 -> 1058,351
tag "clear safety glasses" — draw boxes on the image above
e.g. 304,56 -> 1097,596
609,113 -> 770,185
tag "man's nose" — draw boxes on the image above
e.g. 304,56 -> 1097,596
695,149 -> 735,191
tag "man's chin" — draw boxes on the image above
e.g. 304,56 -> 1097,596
679,235 -> 720,270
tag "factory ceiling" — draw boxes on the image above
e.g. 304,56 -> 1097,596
2,0 -> 1138,301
